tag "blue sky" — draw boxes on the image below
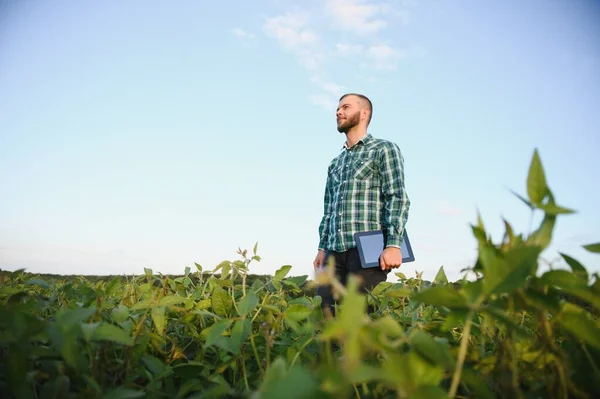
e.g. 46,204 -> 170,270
1,0 -> 599,282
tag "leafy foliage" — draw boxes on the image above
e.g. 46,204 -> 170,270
1,149 -> 599,398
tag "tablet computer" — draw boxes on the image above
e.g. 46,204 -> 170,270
354,230 -> 415,268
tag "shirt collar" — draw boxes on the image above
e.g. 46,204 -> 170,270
342,133 -> 372,150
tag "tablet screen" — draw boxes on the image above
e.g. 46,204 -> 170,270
359,232 -> 385,265
356,230 -> 415,268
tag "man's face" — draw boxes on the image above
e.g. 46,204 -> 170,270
336,96 -> 361,133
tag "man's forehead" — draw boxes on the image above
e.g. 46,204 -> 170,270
339,95 -> 361,106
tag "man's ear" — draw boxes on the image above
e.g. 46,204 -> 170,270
363,108 -> 370,121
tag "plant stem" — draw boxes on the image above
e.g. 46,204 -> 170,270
449,309 -> 474,398
241,353 -> 249,392
582,344 -> 600,376
242,273 -> 247,297
290,337 -> 314,368
250,334 -> 264,375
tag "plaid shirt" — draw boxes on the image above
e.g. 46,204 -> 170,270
318,133 -> 410,252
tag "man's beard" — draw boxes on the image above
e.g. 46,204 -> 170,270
337,111 -> 361,133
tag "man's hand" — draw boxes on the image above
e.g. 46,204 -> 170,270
313,250 -> 326,269
380,247 -> 402,271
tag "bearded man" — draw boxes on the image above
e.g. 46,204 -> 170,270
313,93 -> 411,316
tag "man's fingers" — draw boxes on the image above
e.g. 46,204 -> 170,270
380,256 -> 387,270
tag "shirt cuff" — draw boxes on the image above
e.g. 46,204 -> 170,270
386,230 -> 403,248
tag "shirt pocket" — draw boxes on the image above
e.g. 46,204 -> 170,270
353,155 -> 380,185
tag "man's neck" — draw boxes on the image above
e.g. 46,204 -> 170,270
345,127 -> 368,148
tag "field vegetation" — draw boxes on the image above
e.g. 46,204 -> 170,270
1,149 -> 599,398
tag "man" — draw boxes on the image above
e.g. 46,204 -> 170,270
314,93 -> 410,315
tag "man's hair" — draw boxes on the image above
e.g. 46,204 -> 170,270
339,93 -> 373,125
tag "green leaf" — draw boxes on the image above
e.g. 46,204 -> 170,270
394,272 -> 407,280
527,213 -> 556,249
141,355 -> 166,375
381,352 -> 443,393
559,252 -> 588,280
527,148 -> 548,205
55,306 -> 96,328
80,322 -> 99,343
461,369 -> 495,399
151,306 -> 166,334
103,387 -> 145,399
537,202 -> 576,215
202,319 -> 233,347
111,304 -> 130,323
227,319 -> 251,354
211,286 -> 232,317
371,316 -> 405,338
274,265 -> 293,280
540,270 -> 600,312
481,307 -> 531,339
159,295 -> 185,307
583,242 -> 600,253
510,189 -> 534,210
237,292 -> 259,316
409,330 -> 455,371
371,281 -> 393,295
92,322 -> 134,346
253,242 -> 258,255
104,277 -> 121,296
385,287 -> 412,298
40,375 -> 69,399
284,304 -> 312,322
433,266 -> 448,284
411,286 -> 469,309
285,275 -> 308,287
339,275 -> 367,332
540,270 -> 587,290
489,246 -> 541,294
130,299 -> 152,311
25,278 -> 50,289
259,357 -> 287,394
411,385 -> 451,399
260,363 -> 325,399
220,262 -> 231,279
346,364 -> 381,384
196,298 -> 211,310
557,303 -> 600,350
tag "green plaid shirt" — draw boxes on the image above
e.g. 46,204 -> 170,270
318,133 -> 410,252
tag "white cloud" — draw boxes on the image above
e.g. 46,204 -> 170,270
336,43 -> 364,56
363,44 -> 405,70
310,76 -> 345,97
232,28 -> 255,39
260,2 -> 419,108
310,94 -> 338,111
264,12 -> 318,49
263,11 -> 323,70
325,0 -> 389,35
